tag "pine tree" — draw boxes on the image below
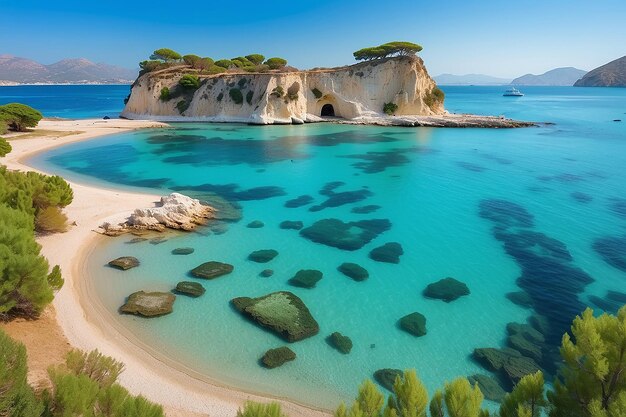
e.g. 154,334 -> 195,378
500,372 -> 546,417
547,306 -> 626,417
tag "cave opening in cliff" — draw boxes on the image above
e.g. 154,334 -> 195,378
321,104 -> 335,117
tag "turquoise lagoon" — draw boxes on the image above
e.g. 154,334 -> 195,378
29,86 -> 626,408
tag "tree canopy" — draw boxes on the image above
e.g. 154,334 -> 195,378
0,103 -> 43,132
245,54 -> 265,65
354,41 -> 423,61
265,57 -> 288,69
150,48 -> 182,62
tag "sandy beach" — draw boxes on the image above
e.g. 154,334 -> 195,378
0,119 -> 331,417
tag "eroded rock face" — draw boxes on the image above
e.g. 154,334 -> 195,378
120,291 -> 175,317
190,261 -> 234,279
423,277 -> 470,302
100,193 -> 215,235
108,256 -> 139,270
261,347 -> 296,368
231,291 -> 319,342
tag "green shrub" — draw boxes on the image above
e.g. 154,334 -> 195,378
245,54 -> 265,65
237,78 -> 248,88
383,102 -> 398,115
246,91 -> 254,105
176,100 -> 189,114
0,119 -> 7,134
270,86 -> 284,98
182,54 -> 201,67
0,103 -> 43,131
179,74 -> 200,90
197,57 -> 214,72
35,206 -> 69,233
236,402 -> 287,417
159,87 -> 170,101
0,137 -> 11,157
264,57 -> 288,69
229,88 -> 244,104
0,330 -> 43,416
216,92 -> 224,101
65,349 -> 124,388
150,48 -> 181,62
210,65 -> 227,74
138,60 -> 165,74
424,87 -> 445,110
215,59 -> 233,69
311,88 -> 322,99
47,265 -> 64,291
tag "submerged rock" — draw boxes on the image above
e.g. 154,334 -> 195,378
190,261 -> 234,279
328,332 -> 353,354
374,369 -> 403,391
288,269 -> 323,288
231,291 -> 319,342
284,195 -> 314,208
472,347 -> 522,372
172,247 -> 194,255
120,291 -> 175,317
248,249 -> 279,263
149,236 -> 167,245
506,323 -> 545,344
280,220 -> 304,230
175,281 -> 205,297
108,256 -> 140,270
399,312 -> 427,337
473,347 -> 540,388
423,277 -> 470,302
247,220 -> 265,228
351,205 -> 381,214
300,218 -> 392,251
261,347 -> 296,368
505,291 -> 534,308
337,262 -> 369,281
502,356 -> 541,387
260,269 -> 274,277
369,242 -> 404,263
126,237 -> 148,244
467,374 -> 507,402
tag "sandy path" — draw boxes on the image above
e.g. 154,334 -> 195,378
0,119 -> 331,417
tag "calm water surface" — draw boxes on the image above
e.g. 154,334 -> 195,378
28,86 -> 626,407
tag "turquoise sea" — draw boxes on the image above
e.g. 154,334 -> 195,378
27,86 -> 626,408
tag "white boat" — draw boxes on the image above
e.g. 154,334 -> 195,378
503,87 -> 524,97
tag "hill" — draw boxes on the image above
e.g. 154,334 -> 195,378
0,55 -> 136,84
511,67 -> 587,86
574,56 -> 626,87
434,73 -> 512,85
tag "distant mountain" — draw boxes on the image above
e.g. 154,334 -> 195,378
0,55 -> 136,84
434,73 -> 512,86
511,67 -> 587,86
574,56 -> 626,87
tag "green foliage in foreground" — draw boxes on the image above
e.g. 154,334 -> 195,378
354,41 -> 423,61
0,165 -> 71,318
0,137 -> 11,157
0,119 -> 7,134
159,87 -> 170,101
338,306 -> 626,417
0,330 -> 44,416
383,102 -> 398,115
237,401 -> 288,417
0,334 -> 165,417
0,103 -> 43,132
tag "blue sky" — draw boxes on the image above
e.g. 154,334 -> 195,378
1,0 -> 625,77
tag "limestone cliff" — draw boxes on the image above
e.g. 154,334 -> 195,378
121,56 -> 445,124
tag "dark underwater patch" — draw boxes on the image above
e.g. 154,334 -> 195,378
608,198 -> 626,219
570,192 -> 593,203
171,183 -> 286,201
340,148 -> 417,174
300,218 -> 392,251
457,161 -> 487,172
309,182 -> 373,212
592,235 -> 626,273
352,205 -> 381,214
284,195 -> 314,208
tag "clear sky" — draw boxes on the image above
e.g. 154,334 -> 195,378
1,0 -> 625,78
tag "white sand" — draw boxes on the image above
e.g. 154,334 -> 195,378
2,119 -> 331,417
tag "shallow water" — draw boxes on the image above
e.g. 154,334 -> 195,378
29,86 -> 626,407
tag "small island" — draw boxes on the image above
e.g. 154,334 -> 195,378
122,43 -> 533,127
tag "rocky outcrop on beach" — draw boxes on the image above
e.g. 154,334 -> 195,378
120,291 -> 176,317
99,193 -> 215,235
574,56 -> 626,87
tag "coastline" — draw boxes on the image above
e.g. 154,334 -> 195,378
1,119 -> 331,417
